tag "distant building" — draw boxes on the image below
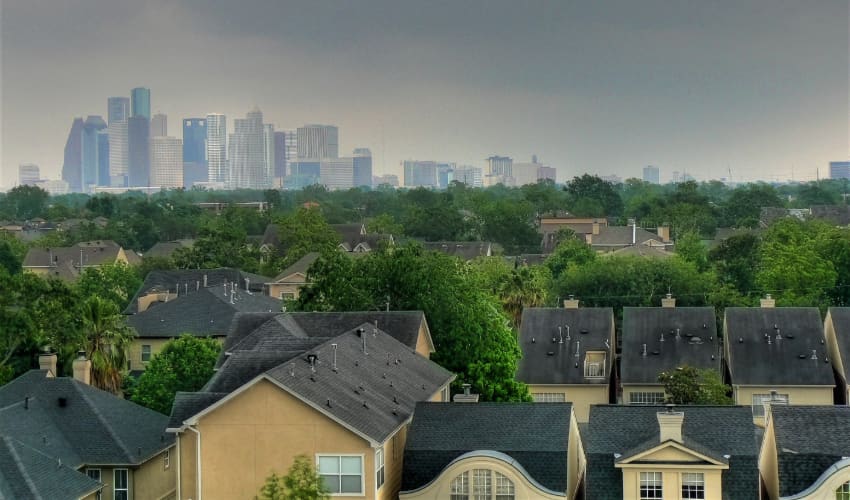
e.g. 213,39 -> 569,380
18,164 -> 39,186
436,163 -> 454,188
107,96 -> 130,124
374,173 -> 399,187
150,136 -> 183,188
453,165 -> 483,187
97,128 -> 110,186
297,124 -> 338,159
320,157 -> 354,190
643,165 -> 660,184
403,160 -> 438,188
538,165 -> 557,183
108,119 -> 129,187
81,115 -> 107,190
228,108 -> 269,189
513,155 -> 554,186
206,113 -> 227,184
287,160 -> 321,189
150,113 -> 167,137
130,87 -> 150,118
484,155 -> 513,186
263,123 -> 275,188
183,118 -> 207,187
61,118 -> 85,192
34,179 -> 69,195
273,131 -> 287,182
127,115 -> 151,187
830,161 -> 850,180
352,148 -> 372,188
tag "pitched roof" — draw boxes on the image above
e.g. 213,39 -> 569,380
0,436 -> 102,500
828,307 -> 850,383
590,226 -> 667,247
271,252 -> 319,281
421,241 -> 492,260
143,239 -> 194,259
770,405 -> 850,497
0,370 -> 174,469
586,405 -> 759,500
401,403 -> 572,493
126,284 -> 282,338
724,307 -> 833,387
620,307 -> 720,385
517,308 -> 614,385
608,245 -> 674,258
23,241 -> 122,269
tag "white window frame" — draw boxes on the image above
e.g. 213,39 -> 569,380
837,481 -> 850,500
531,392 -> 566,403
375,447 -> 385,490
681,472 -> 705,499
583,351 -> 607,379
629,391 -> 666,405
113,468 -> 129,500
450,471 -> 469,500
639,471 -> 663,500
86,468 -> 102,500
141,344 -> 151,363
752,393 -> 789,418
494,471 -> 515,500
316,454 -> 365,496
164,449 -> 170,469
441,385 -> 450,402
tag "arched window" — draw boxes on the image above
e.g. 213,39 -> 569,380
450,471 -> 469,500
837,481 -> 850,500
495,471 -> 515,500
449,470 -> 515,500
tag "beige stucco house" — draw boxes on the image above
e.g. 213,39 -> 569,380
825,307 -> 850,404
266,252 -> 319,300
23,240 -> 130,281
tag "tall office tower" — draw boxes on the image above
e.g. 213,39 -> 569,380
150,136 -> 184,188
18,164 -> 40,186
206,114 -> 227,184
127,115 -> 151,187
273,131 -> 287,182
107,97 -> 130,124
80,116 -> 107,191
296,124 -> 338,159
108,120 -> 128,186
228,108 -> 269,189
61,118 -> 85,192
286,160 -> 321,189
830,161 -> 850,180
537,165 -> 557,183
131,87 -> 151,118
453,166 -> 483,187
436,163 -> 454,188
512,156 -> 545,186
352,148 -> 372,188
320,157 -> 354,190
484,156 -> 514,187
403,160 -> 439,188
97,129 -> 110,186
183,118 -> 207,188
150,113 -> 167,137
643,165 -> 660,184
263,124 -> 275,186
284,130 -> 297,169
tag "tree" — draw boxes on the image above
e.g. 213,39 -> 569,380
130,335 -> 221,414
658,366 -> 732,405
76,262 -> 142,311
675,231 -> 708,272
2,185 -> 49,219
545,237 -> 597,278
722,183 -> 782,227
257,455 -> 330,500
708,233 -> 761,296
79,296 -> 134,394
273,208 -> 341,267
497,266 -> 551,329
564,174 -> 624,217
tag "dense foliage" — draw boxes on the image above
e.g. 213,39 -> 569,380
258,455 -> 330,500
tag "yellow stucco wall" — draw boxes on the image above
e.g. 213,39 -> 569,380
825,311 -> 849,402
733,386 -> 834,425
528,384 -> 608,423
267,273 -> 307,300
620,466 -> 724,500
129,337 -> 225,372
759,416 -> 780,500
133,448 -> 177,500
567,409 -> 586,499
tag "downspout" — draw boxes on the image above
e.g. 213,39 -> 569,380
187,426 -> 202,500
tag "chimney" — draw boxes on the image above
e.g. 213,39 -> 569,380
38,348 -> 57,376
453,384 -> 479,403
763,390 -> 787,418
657,224 -> 671,243
72,351 -> 91,385
661,293 -> 676,308
760,294 -> 776,308
563,295 -> 580,309
657,406 -> 684,443
592,221 -> 600,235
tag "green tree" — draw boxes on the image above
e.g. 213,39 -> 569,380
76,262 -> 142,311
722,183 -> 782,227
257,455 -> 330,500
497,266 -> 551,329
273,208 -> 341,267
129,335 -> 221,414
79,296 -> 134,394
2,185 -> 49,219
0,239 -> 22,275
658,366 -> 732,405
545,237 -> 597,279
675,231 -> 708,272
708,233 -> 761,296
564,174 -> 624,217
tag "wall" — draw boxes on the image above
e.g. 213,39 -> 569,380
567,409 -> 586,499
133,447 -> 177,500
129,337 -> 225,372
733,386 -> 834,425
621,384 -> 666,405
620,466 -> 724,500
267,273 -> 306,300
825,312 -> 849,404
527,384 -> 608,423
759,416 -> 780,500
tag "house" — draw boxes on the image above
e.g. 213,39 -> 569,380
0,354 -> 175,500
260,222 -> 393,257
539,215 -> 609,252
421,241 -> 494,260
266,252 -> 319,300
516,303 -> 615,422
143,239 -> 194,260
167,314 -> 454,499
587,220 -> 672,253
825,307 -> 850,404
23,240 -> 130,281
606,244 -> 674,258
724,304 -> 834,423
620,300 -> 720,405
399,402 -> 584,500
585,404 -> 760,499
760,405 -> 850,499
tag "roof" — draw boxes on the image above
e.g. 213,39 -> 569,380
421,241 -> 492,260
169,324 -> 455,445
143,239 -> 194,259
590,226 -> 666,247
271,252 -> 319,281
0,370 -> 174,469
126,284 -> 282,338
401,403 -> 572,493
0,436 -> 102,500
770,405 -> 850,497
23,240 -> 123,270
586,405 -> 759,500
724,307 -> 833,387
828,307 -> 850,383
608,245 -> 674,258
620,307 -> 720,385
517,308 -> 614,385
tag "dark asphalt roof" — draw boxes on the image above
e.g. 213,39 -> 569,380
591,226 -> 665,246
620,307 -> 720,385
517,308 -> 615,385
421,241 -> 492,260
586,405 -> 759,500
272,252 -> 319,281
0,436 -> 102,500
828,308 -> 850,383
402,402 -> 572,494
724,307 -> 833,387
771,405 -> 850,497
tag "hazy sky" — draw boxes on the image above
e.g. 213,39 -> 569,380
1,0 -> 848,187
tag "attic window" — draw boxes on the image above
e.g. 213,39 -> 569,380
584,351 -> 606,379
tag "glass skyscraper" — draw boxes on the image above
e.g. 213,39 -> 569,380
128,115 -> 151,186
131,87 -> 150,119
107,97 -> 129,124
206,114 -> 227,185
352,148 -> 372,188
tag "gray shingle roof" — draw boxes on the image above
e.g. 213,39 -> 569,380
770,405 -> 850,497
590,226 -> 666,247
272,252 -> 319,281
724,307 -> 833,387
401,402 -> 572,494
621,307 -> 720,385
143,239 -> 194,259
0,436 -> 102,500
828,307 -> 850,383
421,241 -> 492,260
517,308 -> 614,385
586,405 -> 759,500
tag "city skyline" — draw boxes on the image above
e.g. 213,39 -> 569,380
1,1 -> 848,188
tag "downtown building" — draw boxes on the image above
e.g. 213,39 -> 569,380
484,155 -> 514,186
206,114 -> 227,186
352,148 -> 372,188
228,108 -> 271,189
107,96 -> 130,187
127,87 -> 151,187
183,117 -> 207,188
150,136 -> 183,189
453,165 -> 483,187
61,116 -> 107,192
150,113 -> 167,137
643,165 -> 660,184
18,164 -> 40,186
830,161 -> 850,180
512,155 -> 555,186
403,160 -> 439,188
297,124 -> 338,159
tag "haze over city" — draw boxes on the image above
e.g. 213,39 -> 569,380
1,0 -> 848,188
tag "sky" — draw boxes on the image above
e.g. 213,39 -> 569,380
1,0 -> 848,187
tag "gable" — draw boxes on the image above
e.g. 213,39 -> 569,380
274,272 -> 307,284
617,441 -> 728,468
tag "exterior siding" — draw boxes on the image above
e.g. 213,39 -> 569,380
528,384 -> 608,423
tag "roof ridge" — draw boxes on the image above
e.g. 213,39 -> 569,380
2,436 -> 41,498
69,382 -> 136,463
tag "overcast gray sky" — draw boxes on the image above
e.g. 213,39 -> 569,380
1,0 -> 847,187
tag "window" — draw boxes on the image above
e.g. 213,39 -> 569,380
640,471 -> 662,500
86,469 -> 102,500
141,345 -> 151,362
317,455 -> 363,495
837,481 -> 850,500
164,449 -> 170,469
114,469 -> 129,500
473,469 -> 492,500
584,351 -> 606,378
375,448 -> 385,489
752,393 -> 789,417
629,392 -> 665,405
532,393 -> 566,403
681,472 -> 705,499
450,470 -> 515,499
450,472 -> 469,500
441,385 -> 450,402
495,472 -> 515,500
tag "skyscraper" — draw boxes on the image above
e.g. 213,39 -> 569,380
228,108 -> 268,189
18,164 -> 40,186
183,118 -> 207,187
297,124 -> 338,159
263,123 -> 275,187
127,115 -> 151,187
131,87 -> 151,119
150,136 -> 183,188
61,118 -> 85,192
436,163 -> 454,188
107,97 -> 130,124
484,156 -> 513,186
453,166 -> 483,188
81,116 -> 107,190
97,129 -> 110,186
108,120 -> 128,186
320,158 -> 354,190
150,113 -> 167,137
273,131 -> 287,183
403,160 -> 439,188
830,161 -> 850,180
352,148 -> 372,188
206,114 -> 227,185
643,165 -> 660,184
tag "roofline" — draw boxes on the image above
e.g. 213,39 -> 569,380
81,442 -> 176,467
614,440 -> 729,467
731,384 -> 837,388
780,457 -> 850,499
377,378 -> 455,447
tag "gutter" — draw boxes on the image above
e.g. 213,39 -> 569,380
186,425 -> 202,500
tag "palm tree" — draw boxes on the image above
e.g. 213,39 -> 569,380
499,266 -> 548,330
79,296 -> 133,394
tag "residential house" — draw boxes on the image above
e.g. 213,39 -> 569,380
0,354 -> 175,500
606,244 -> 674,258
620,301 -> 720,405
266,252 -> 319,300
760,405 -> 850,499
167,314 -> 454,500
143,239 -> 194,260
586,221 -> 672,253
539,214 -> 609,253
825,307 -> 850,405
260,222 -> 393,257
399,402 -> 584,500
421,241 -> 495,260
585,404 -> 760,499
23,240 -> 130,281
724,304 -> 834,423
516,303 -> 615,422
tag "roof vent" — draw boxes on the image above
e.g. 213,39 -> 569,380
642,344 -> 648,357
689,337 -> 703,345
565,326 -> 571,340
307,354 -> 318,372
563,295 -> 580,309
558,326 -> 564,344
661,293 -> 676,308
331,344 -> 338,371
761,294 -> 776,308
453,384 -> 479,403
811,350 -> 818,360
57,397 -> 67,408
